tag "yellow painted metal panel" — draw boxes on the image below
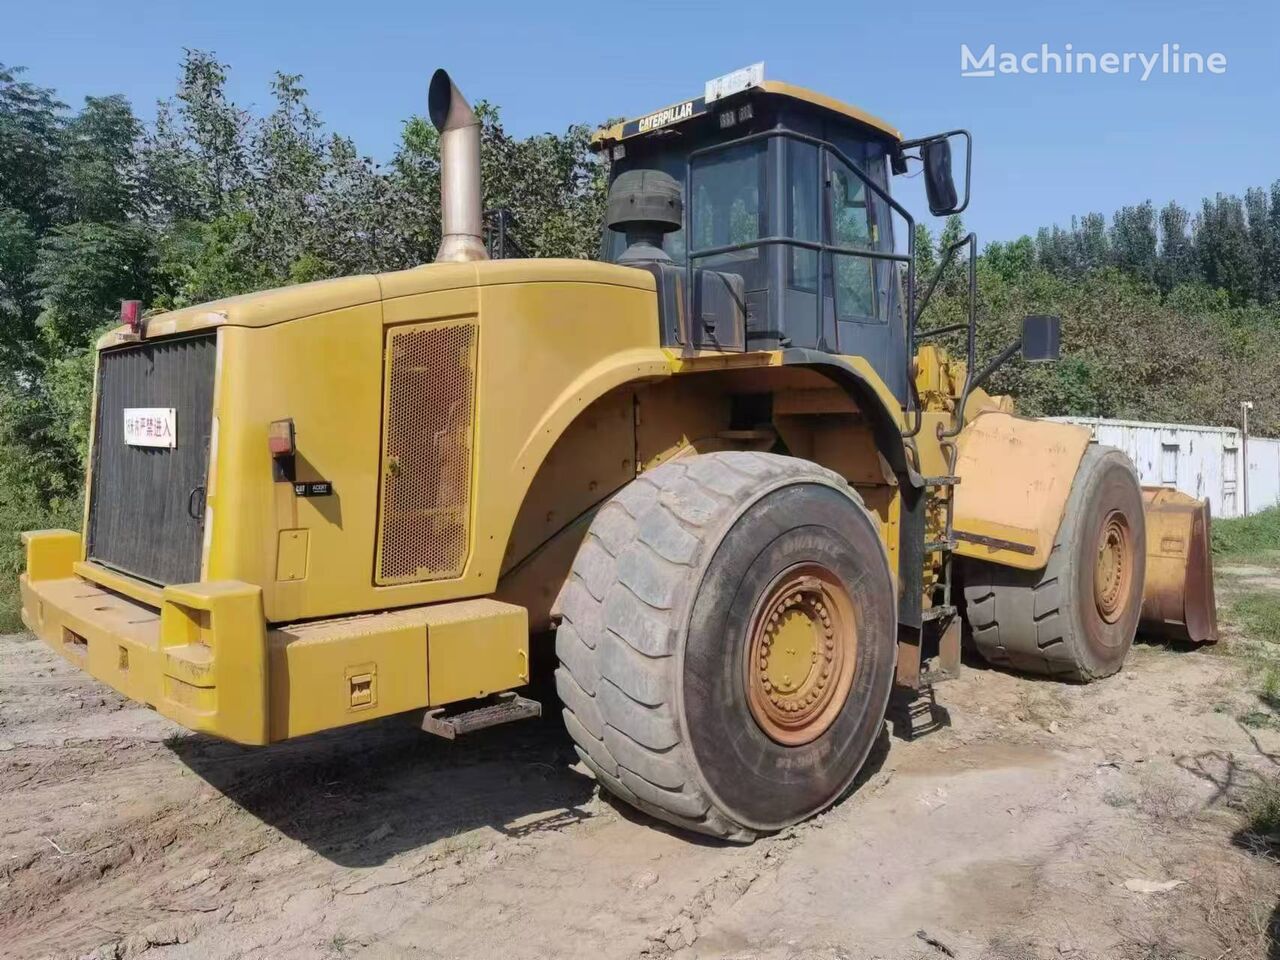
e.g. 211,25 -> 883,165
21,529 -> 81,582
502,387 -> 635,574
952,412 -> 1092,570
23,567 -> 531,744
267,617 -> 428,740
20,574 -> 163,711
275,529 -> 309,582
425,598 -> 529,706
759,81 -> 901,140
20,573 -> 268,744
204,305 -> 387,622
159,581 -> 268,745
193,271 -> 668,625
74,560 -> 164,608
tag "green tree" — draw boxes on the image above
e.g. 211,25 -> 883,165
1157,200 -> 1197,292
1195,194 -> 1253,304
1110,202 -> 1157,281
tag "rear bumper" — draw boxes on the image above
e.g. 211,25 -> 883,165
19,530 -> 530,745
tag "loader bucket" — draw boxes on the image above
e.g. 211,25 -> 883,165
1138,487 -> 1218,644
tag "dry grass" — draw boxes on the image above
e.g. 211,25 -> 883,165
980,937 -> 1040,960
1243,773 -> 1280,843
1134,774 -> 1201,824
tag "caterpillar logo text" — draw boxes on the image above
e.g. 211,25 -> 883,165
637,100 -> 694,133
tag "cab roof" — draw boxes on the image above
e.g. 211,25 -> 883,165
591,79 -> 902,148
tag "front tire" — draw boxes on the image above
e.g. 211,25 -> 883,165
961,444 -> 1146,681
554,452 -> 896,840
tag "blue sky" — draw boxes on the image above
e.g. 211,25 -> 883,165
8,0 -> 1277,243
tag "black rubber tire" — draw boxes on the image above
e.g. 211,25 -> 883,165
554,452 -> 896,840
961,444 -> 1147,681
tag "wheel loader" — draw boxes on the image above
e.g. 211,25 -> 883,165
18,64 -> 1218,840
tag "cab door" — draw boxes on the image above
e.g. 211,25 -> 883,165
824,143 -> 907,401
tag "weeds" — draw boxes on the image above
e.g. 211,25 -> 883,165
1262,664 -> 1280,710
1238,709 -> 1278,730
1103,788 -> 1134,808
1226,591 -> 1280,647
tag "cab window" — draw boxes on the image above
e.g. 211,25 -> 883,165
688,139 -> 768,292
829,151 -> 891,324
786,139 -> 820,293
690,140 -> 766,251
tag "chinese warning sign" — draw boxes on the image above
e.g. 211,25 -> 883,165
123,408 -> 177,448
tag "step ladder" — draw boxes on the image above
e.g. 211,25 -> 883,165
916,469 -> 962,687
422,692 -> 541,739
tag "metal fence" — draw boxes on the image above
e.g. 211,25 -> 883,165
1050,417 -> 1280,519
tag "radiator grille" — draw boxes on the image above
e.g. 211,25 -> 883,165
87,334 -> 217,585
375,321 -> 477,584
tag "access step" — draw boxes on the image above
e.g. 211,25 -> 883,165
422,692 -> 542,739
921,604 -> 957,623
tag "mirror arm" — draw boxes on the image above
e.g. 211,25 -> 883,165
938,232 -> 979,440
915,232 -> 974,324
968,338 -> 1022,394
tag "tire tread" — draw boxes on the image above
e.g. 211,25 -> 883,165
554,452 -> 854,840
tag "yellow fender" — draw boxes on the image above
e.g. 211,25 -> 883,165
951,411 -> 1092,570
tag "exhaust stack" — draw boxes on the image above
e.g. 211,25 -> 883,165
429,69 -> 488,263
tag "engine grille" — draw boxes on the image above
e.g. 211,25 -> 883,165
86,334 -> 217,585
375,320 -> 477,584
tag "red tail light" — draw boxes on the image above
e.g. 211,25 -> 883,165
120,300 -> 142,334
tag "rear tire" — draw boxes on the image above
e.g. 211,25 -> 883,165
961,444 -> 1146,681
554,452 -> 896,840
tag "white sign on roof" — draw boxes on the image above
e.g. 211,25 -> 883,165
705,63 -> 765,103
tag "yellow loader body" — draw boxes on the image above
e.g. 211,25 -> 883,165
19,258 -> 1213,744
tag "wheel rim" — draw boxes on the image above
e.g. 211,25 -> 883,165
744,563 -> 858,746
1094,509 -> 1134,624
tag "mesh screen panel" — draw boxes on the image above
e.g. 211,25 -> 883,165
375,321 -> 477,584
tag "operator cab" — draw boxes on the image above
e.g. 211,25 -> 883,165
593,65 -> 965,404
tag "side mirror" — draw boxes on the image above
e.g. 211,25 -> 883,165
1021,314 -> 1061,363
922,139 -> 959,216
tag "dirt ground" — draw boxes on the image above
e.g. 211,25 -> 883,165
2,590 -> 1278,960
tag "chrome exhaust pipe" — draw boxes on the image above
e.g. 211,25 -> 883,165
429,69 -> 488,263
